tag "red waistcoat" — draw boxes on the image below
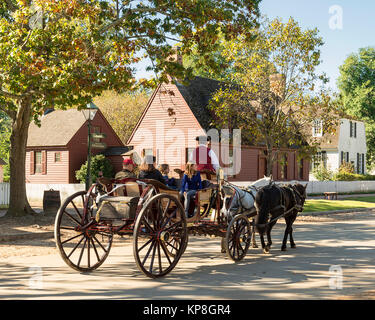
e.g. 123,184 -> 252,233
193,146 -> 214,172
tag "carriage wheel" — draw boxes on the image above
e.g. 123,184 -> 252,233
54,190 -> 113,272
133,193 -> 188,278
225,214 -> 252,262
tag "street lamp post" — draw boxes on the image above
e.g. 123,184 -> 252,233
82,102 -> 98,191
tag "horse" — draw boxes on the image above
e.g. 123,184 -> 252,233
220,176 -> 272,251
254,182 -> 307,253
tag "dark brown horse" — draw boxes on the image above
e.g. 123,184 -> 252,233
254,183 -> 307,253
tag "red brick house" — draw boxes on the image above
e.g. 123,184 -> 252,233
127,76 -> 309,181
26,108 -> 126,183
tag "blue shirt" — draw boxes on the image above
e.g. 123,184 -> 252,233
180,172 -> 202,192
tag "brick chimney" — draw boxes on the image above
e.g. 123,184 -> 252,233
169,46 -> 183,65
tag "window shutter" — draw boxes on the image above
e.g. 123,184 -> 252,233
350,121 -> 353,137
357,153 -> 360,174
30,151 -> 35,175
340,151 -> 344,164
346,152 -> 349,163
362,154 -> 365,174
41,150 -> 47,175
354,122 -> 357,138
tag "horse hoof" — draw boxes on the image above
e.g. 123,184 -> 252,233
291,244 -> 296,249
281,247 -> 287,251
252,244 -> 259,249
221,248 -> 226,253
263,246 -> 270,254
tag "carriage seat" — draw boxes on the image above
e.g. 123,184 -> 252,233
97,195 -> 140,222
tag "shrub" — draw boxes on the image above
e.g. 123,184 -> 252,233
75,154 -> 114,184
332,172 -> 375,181
338,161 -> 355,174
312,164 -> 333,181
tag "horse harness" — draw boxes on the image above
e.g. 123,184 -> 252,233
257,183 -> 305,228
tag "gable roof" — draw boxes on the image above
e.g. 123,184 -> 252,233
175,76 -> 227,130
27,109 -> 87,147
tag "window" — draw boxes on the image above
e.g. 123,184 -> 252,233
312,119 -> 323,137
55,152 -> 61,162
35,151 -> 42,174
142,148 -> 153,158
312,151 -> 327,170
357,153 -> 365,174
350,121 -> 357,138
92,126 -> 101,143
185,147 -> 195,163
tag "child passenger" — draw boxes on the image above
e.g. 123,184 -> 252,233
159,164 -> 177,189
180,162 -> 202,218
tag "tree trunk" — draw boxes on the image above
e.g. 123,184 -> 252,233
7,98 -> 35,217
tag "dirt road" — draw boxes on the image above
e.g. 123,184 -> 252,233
1,211 -> 375,299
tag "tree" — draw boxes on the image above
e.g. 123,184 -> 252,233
206,17 -> 338,175
337,47 -> 375,170
93,90 -> 150,143
0,0 -> 260,216
76,154 -> 113,184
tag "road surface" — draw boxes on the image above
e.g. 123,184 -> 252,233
1,212 -> 375,300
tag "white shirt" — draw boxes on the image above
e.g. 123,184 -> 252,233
189,144 -> 220,171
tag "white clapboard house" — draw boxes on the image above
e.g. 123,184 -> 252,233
310,118 -> 367,177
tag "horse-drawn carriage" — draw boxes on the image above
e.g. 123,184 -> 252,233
54,170 -> 307,278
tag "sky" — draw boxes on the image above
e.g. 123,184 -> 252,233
135,0 -> 375,93
260,0 -> 375,92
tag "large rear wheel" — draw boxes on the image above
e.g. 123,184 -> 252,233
133,193 -> 188,278
54,191 -> 113,272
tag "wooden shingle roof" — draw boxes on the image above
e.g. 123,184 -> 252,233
175,76 -> 228,130
27,109 -> 87,147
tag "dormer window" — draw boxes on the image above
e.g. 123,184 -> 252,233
312,119 -> 323,137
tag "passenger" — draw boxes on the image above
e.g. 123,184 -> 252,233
180,162 -> 202,218
138,155 -> 166,185
159,164 -> 177,189
115,158 -> 136,180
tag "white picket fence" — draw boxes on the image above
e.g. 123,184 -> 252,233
0,183 -> 10,206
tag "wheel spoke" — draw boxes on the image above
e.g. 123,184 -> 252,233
77,237 -> 87,267
71,200 -> 83,221
157,242 -> 163,273
61,233 -> 84,245
160,240 -> 172,265
67,234 -> 85,258
149,242 -> 157,274
142,240 -> 156,265
93,235 -> 109,253
87,237 -> 91,268
90,237 -> 100,263
138,237 -> 153,252
63,210 -> 82,226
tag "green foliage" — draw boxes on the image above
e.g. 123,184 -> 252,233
75,154 -> 113,184
204,17 -> 339,174
0,111 -> 11,181
332,173 -> 375,181
338,161 -> 355,174
312,164 -> 333,181
93,90 -> 149,143
337,47 -> 375,169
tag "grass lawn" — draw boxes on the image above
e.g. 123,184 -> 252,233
304,197 -> 375,213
